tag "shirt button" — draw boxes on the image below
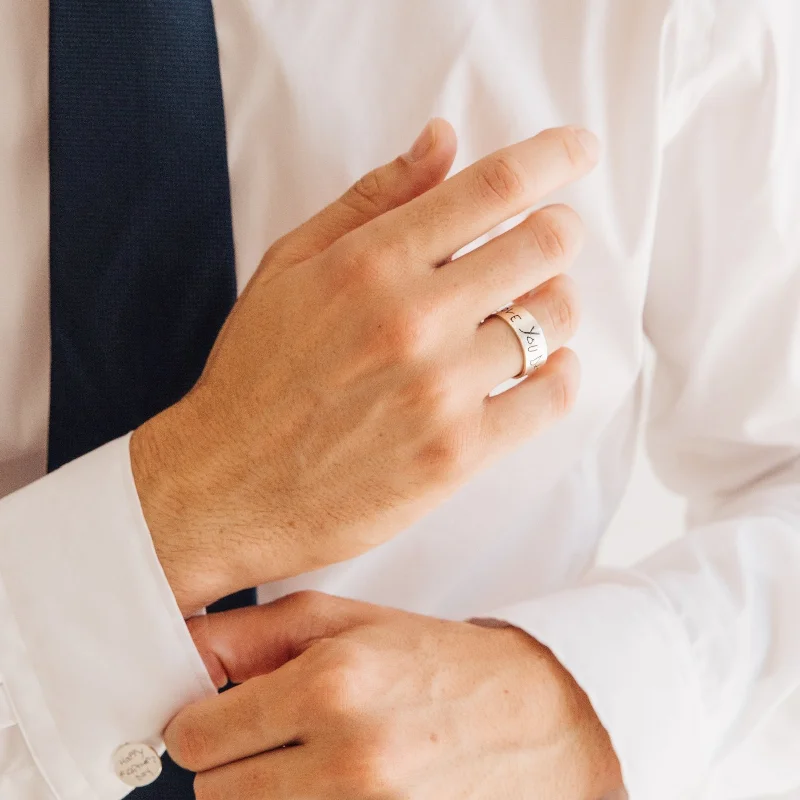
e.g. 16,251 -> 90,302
112,742 -> 163,787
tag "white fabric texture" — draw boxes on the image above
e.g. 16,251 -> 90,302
0,438 -> 215,799
1,0 -> 799,797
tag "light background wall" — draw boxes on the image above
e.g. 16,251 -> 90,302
596,352 -> 685,568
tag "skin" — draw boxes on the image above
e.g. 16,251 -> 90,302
130,120 -> 622,795
165,592 -> 625,799
131,120 -> 599,616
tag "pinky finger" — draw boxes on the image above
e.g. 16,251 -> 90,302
480,347 -> 581,454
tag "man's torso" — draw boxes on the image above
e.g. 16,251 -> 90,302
1,0 -> 676,617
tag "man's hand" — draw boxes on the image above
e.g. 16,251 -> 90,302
165,592 -> 623,799
131,121 -> 599,614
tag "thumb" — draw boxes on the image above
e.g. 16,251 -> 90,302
188,591 -> 384,687
270,118 -> 457,265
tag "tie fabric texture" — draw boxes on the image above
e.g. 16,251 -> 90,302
49,1 -> 255,796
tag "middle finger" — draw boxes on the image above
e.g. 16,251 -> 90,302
370,125 -> 598,268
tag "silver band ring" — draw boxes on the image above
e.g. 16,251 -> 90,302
491,305 -> 549,379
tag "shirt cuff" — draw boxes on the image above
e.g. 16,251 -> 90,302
0,434 -> 216,799
489,573 -> 711,800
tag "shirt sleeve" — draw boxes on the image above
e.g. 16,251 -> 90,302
488,3 -> 800,798
0,434 -> 216,799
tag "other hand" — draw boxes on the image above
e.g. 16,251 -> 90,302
166,592 -> 623,799
132,121 -> 598,613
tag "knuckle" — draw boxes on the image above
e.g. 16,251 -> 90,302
558,126 -> 593,168
309,665 -> 353,715
475,152 -> 527,206
377,306 -> 431,363
339,735 -> 400,799
548,358 -> 580,416
334,232 -> 413,290
310,640 -> 371,713
546,275 -> 581,337
282,589 -> 326,617
403,367 -> 453,420
550,374 -> 574,417
347,169 -> 388,215
165,716 -> 210,771
374,235 -> 416,275
417,428 -> 468,482
338,240 -> 383,286
263,233 -> 293,264
526,205 -> 580,263
320,239 -> 370,296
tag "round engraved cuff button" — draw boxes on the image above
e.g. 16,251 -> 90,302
113,742 -> 163,788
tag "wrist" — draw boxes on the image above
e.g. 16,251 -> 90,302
130,398 -> 232,615
498,626 -> 625,798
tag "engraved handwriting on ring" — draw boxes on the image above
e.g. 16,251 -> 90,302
490,306 -> 549,379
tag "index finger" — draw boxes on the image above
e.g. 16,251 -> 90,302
165,663 -> 303,773
373,126 -> 599,267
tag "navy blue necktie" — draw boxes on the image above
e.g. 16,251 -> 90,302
49,1 -> 254,796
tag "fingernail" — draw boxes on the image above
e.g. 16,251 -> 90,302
406,120 -> 436,162
572,127 -> 600,161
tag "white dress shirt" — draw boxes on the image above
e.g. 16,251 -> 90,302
2,1 -> 800,798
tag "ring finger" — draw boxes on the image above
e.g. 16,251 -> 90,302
471,273 -> 580,395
